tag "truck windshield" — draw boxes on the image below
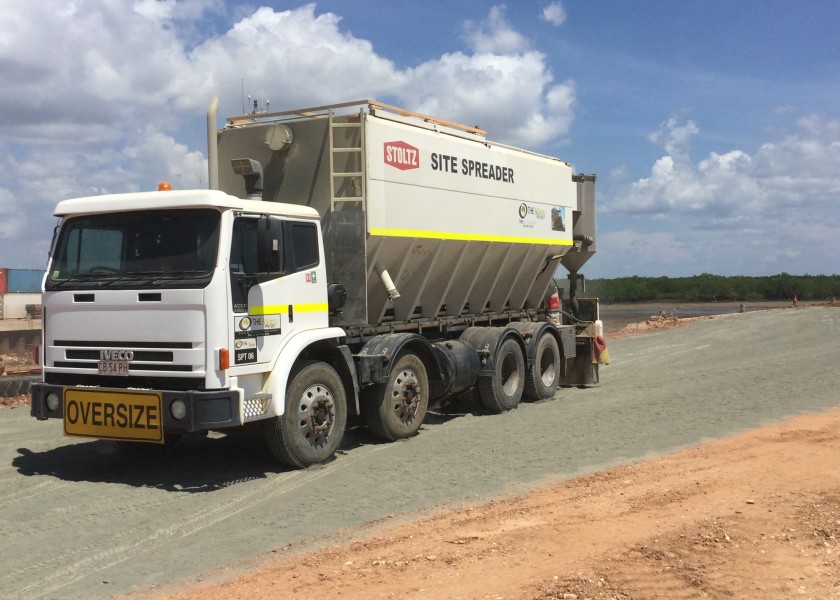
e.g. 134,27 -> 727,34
46,209 -> 221,290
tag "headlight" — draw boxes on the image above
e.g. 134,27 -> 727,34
46,392 -> 60,412
170,399 -> 187,420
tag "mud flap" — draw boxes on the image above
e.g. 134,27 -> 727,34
592,336 -> 610,365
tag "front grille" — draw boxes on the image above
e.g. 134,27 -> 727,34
65,350 -> 174,361
49,339 -> 200,377
45,372 -> 206,391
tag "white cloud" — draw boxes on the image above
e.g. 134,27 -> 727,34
594,114 -> 840,276
180,5 -> 403,112
1,3 -> 573,145
648,116 -> 699,159
121,126 -> 208,190
541,2 -> 567,27
617,114 -> 840,219
0,188 -> 26,239
408,53 -> 575,147
463,6 -> 530,54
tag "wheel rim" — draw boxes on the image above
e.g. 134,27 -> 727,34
297,383 -> 336,447
500,351 -> 521,396
389,368 -> 421,424
539,346 -> 557,386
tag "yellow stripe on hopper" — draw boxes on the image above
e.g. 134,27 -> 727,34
369,227 -> 573,246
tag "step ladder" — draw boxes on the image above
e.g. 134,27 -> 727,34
328,108 -> 365,210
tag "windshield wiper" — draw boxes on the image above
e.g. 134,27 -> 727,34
98,274 -> 147,287
149,270 -> 209,280
51,276 -> 98,288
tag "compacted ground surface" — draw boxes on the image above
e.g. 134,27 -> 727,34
2,304 -> 838,600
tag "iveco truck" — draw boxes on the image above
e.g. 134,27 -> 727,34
31,100 -> 602,468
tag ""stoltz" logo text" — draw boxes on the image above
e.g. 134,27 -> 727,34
384,141 -> 420,170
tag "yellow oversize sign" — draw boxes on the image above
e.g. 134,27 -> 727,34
63,388 -> 163,443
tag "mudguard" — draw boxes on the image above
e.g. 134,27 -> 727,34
458,326 -> 526,375
355,333 -> 438,386
507,321 -> 576,361
261,327 -> 350,419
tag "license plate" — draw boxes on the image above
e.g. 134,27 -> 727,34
63,388 -> 163,443
98,360 -> 130,376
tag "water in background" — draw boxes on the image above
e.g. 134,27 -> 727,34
598,303 -> 779,334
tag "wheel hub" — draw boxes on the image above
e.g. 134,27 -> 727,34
298,384 -> 336,446
391,369 -> 420,423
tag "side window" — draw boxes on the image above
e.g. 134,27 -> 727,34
290,222 -> 319,271
230,215 -> 284,313
230,218 -> 260,275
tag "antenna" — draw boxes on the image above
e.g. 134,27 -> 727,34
243,94 -> 270,115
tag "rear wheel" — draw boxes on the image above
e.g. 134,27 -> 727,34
363,353 -> 429,441
524,333 -> 561,400
264,361 -> 347,468
478,338 -> 525,412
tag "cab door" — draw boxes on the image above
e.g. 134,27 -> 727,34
229,214 -> 327,369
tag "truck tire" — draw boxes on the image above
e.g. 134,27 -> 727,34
362,353 -> 429,441
478,338 -> 525,412
264,361 -> 347,468
524,332 -> 561,400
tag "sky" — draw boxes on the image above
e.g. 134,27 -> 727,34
1,0 -> 839,278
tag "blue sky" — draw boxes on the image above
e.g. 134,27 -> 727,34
1,1 -> 839,278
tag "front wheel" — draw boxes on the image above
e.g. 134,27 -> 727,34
264,361 -> 347,468
362,353 -> 429,441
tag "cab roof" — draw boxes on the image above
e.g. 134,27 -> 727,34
53,189 -> 320,220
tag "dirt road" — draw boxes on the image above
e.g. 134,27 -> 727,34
1,306 -> 838,599
155,406 -> 840,600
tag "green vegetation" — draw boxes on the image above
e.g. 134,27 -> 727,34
583,273 -> 840,303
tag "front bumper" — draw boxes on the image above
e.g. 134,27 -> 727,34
30,383 -> 243,432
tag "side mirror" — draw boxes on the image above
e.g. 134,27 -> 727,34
256,216 -> 282,274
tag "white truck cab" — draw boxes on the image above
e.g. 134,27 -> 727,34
33,190 -> 354,463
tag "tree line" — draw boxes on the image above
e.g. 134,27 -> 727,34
580,273 -> 840,303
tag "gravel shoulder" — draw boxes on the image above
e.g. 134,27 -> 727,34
2,306 -> 839,600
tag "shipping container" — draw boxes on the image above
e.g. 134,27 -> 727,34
0,293 -> 42,319
6,269 -> 45,293
0,268 -> 6,294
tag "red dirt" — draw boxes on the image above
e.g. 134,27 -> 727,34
147,406 -> 840,600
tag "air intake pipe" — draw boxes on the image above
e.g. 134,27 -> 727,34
231,158 -> 264,200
